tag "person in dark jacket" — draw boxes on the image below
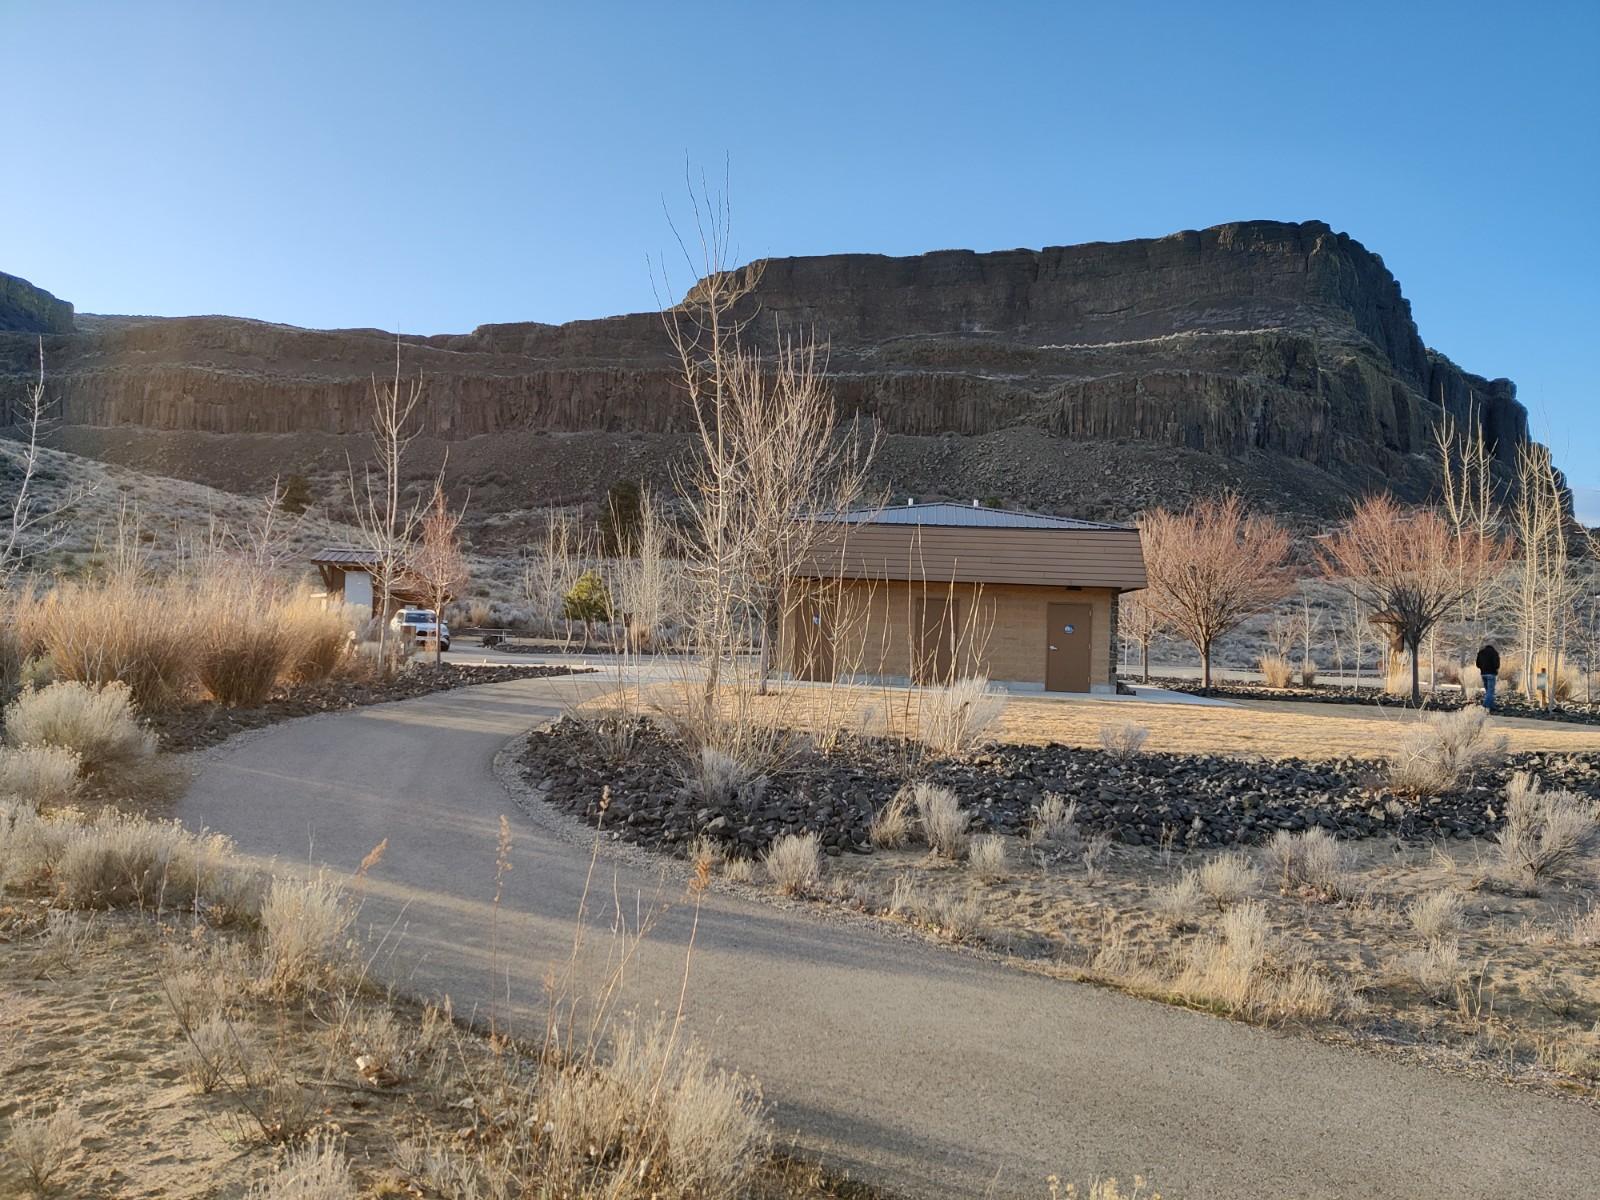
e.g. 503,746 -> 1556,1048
1476,643 -> 1501,710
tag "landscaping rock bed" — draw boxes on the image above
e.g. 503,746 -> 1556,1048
520,718 -> 1600,858
152,663 -> 592,753
1143,675 -> 1600,726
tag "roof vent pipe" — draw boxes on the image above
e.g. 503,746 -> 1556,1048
906,497 -> 914,506
972,499 -> 979,507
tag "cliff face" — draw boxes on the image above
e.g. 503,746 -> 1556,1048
0,221 -> 1531,520
0,271 -> 74,335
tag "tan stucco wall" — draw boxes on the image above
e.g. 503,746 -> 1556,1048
783,579 -> 1119,691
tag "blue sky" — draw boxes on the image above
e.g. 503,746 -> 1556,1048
5,2 -> 1596,518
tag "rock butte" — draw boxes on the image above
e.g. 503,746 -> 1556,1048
0,221 -> 1538,528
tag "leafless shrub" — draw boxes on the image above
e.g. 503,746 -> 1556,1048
761,832 -> 820,896
1262,828 -> 1353,900
1299,660 -> 1318,687
868,788 -> 914,849
3,680 -> 155,775
0,799 -> 66,893
911,782 -> 970,859
1258,654 -> 1295,689
5,1103 -> 85,1193
1097,720 -> 1149,759
915,676 -> 1005,757
1197,852 -> 1256,911
1407,888 -> 1464,942
1153,871 -> 1202,930
260,871 -> 355,994
1497,771 -> 1599,886
0,745 -> 81,807
968,834 -> 1009,883
183,1011 -> 256,1094
1388,708 -> 1508,797
245,1134 -> 356,1200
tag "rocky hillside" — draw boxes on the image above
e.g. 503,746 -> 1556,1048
0,221 -> 1535,541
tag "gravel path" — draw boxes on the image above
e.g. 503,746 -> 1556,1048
178,676 -> 1599,1199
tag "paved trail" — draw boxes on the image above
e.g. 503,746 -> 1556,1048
180,677 -> 1598,1199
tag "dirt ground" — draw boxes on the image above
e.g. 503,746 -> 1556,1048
0,908 -> 871,1200
799,831 -> 1600,1095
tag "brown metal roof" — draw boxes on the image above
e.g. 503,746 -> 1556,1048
796,521 -> 1147,590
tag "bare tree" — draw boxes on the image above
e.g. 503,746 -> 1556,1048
1510,441 -> 1579,707
347,341 -> 426,661
659,172 -> 876,699
1318,494 -> 1507,703
2,340 -> 91,587
1434,406 -> 1503,654
520,507 -> 587,644
1138,495 -> 1291,688
1117,589 -> 1163,683
412,484 -> 469,666
609,484 -> 679,652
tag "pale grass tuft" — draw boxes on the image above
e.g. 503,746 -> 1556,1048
1403,936 -> 1463,997
1197,852 -> 1256,911
761,832 -> 820,896
1389,707 -> 1508,797
1258,654 -> 1295,689
1152,871 -> 1202,930
245,1135 -> 356,1200
1027,792 -> 1079,851
683,747 -> 769,811
0,744 -> 81,807
1098,720 -> 1149,759
191,573 -> 299,707
1262,828 -> 1353,899
968,834 -> 1010,883
1565,906 -> 1600,948
33,572 -> 194,709
721,856 -> 754,884
5,1103 -> 85,1193
3,680 -> 154,775
915,676 -> 1006,757
868,788 -> 914,849
915,889 -> 984,941
1407,888 -> 1464,943
911,782 -> 970,859
260,871 -> 355,994
1177,901 -> 1336,1020
1498,771 -> 1599,885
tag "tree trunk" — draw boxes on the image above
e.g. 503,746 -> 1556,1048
756,596 -> 778,697
1410,638 -> 1422,705
1201,642 -> 1212,689
1141,638 -> 1150,684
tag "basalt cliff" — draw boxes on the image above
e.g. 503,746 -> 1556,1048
0,221 -> 1533,539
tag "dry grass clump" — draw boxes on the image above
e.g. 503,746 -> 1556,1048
684,747 -> 769,811
245,1135 -> 355,1200
1389,707 -> 1508,797
1497,772 -> 1599,886
968,834 -> 1010,883
1565,906 -> 1600,948
1258,654 -> 1295,689
910,782 -> 970,859
1197,852 -> 1256,911
280,596 -> 354,684
0,623 -> 24,705
1097,720 -> 1149,759
1152,871 -> 1202,930
52,809 -> 248,913
1027,792 -> 1079,851
1176,901 -> 1338,1021
1262,828 -> 1353,900
4,1103 -> 85,1193
33,572 -> 195,709
260,871 -> 356,994
0,744 -> 81,807
192,574 -> 298,708
3,679 -> 155,774
183,1011 -> 257,1095
915,675 -> 1005,757
1406,888 -> 1464,942
894,886 -> 984,941
656,693 -> 793,808
868,788 -> 913,849
761,832 -> 821,896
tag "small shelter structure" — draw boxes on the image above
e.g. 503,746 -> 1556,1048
782,502 -> 1147,693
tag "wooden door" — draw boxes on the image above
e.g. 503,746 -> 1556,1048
916,597 -> 957,685
1045,603 -> 1093,692
792,597 -> 835,682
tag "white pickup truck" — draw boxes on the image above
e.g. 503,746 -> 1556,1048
389,608 -> 451,651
